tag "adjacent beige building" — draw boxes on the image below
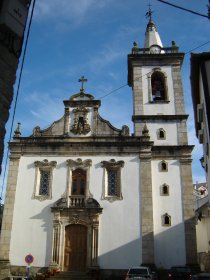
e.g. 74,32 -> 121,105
191,52 -> 210,272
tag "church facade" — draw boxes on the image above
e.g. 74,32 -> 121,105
0,17 -> 197,279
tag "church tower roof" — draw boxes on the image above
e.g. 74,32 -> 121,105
143,8 -> 163,49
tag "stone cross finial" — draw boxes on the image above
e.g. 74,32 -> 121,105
78,76 -> 88,94
145,3 -> 153,21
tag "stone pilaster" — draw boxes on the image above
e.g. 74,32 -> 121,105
177,120 -> 188,145
91,223 -> 99,267
139,149 -> 154,265
49,220 -> 61,271
172,65 -> 185,115
63,107 -> 70,135
133,67 -> 143,137
180,158 -> 197,265
0,154 -> 20,279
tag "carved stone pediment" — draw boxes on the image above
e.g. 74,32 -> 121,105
70,106 -> 91,135
101,159 -> 125,168
66,158 -> 92,168
34,159 -> 57,168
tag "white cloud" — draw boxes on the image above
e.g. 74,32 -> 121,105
34,0 -> 112,25
15,90 -> 65,135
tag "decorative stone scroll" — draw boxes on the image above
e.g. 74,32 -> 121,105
66,158 -> 92,169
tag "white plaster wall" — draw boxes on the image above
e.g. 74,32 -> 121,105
142,66 -> 176,115
9,155 -> 141,269
145,122 -> 178,145
152,159 -> 186,268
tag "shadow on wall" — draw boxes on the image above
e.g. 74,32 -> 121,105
30,204 -> 54,266
28,207 -> 196,272
98,220 -> 195,270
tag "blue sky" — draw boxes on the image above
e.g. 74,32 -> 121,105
1,0 -> 210,198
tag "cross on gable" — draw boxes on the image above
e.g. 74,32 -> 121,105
78,76 -> 88,93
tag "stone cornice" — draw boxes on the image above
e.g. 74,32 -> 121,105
63,100 -> 101,108
152,145 -> 194,159
9,136 -> 154,155
132,115 -> 189,121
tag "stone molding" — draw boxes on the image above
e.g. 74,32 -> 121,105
50,206 -> 102,271
32,159 -> 57,201
66,158 -> 92,206
66,158 -> 92,168
100,159 -> 125,202
132,115 -> 189,121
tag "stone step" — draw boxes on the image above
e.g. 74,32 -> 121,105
49,271 -> 94,280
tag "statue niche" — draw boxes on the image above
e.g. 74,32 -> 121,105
70,106 -> 91,135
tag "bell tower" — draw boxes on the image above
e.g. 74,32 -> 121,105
128,14 -> 188,145
128,12 -> 198,267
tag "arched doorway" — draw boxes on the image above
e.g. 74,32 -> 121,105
64,224 -> 87,271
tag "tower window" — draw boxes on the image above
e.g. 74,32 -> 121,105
160,184 -> 169,196
162,213 -> 171,226
157,128 -> 166,140
151,71 -> 166,101
148,69 -> 169,103
159,160 -> 168,172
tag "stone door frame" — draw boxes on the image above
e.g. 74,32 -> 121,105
50,208 -> 101,272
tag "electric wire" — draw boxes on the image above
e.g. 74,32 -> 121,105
0,0 -> 36,202
98,39 -> 210,100
156,0 -> 209,19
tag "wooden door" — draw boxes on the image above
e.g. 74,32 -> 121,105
64,224 -> 87,271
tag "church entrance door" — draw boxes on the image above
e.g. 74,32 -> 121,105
64,224 -> 87,271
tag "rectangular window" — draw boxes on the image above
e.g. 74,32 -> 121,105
107,169 -> 118,196
32,159 -> 57,201
39,170 -> 50,195
101,159 -> 124,202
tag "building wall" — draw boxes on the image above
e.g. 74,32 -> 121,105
152,159 -> 186,268
140,122 -> 178,145
9,155 -> 141,269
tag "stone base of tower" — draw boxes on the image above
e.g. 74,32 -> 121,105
0,260 -> 10,280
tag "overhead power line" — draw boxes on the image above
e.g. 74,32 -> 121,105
99,39 -> 210,99
156,0 -> 209,19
